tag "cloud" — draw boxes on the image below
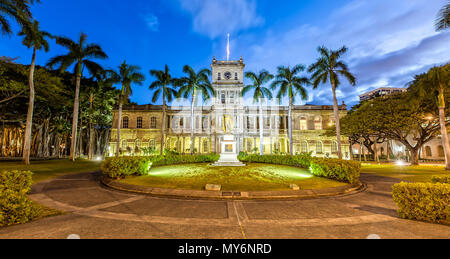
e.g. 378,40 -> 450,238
177,0 -> 263,38
143,13 -> 159,32
235,0 -> 449,107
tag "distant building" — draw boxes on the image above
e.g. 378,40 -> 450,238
359,87 -> 407,102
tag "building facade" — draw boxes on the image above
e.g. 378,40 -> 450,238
359,87 -> 407,102
109,58 -> 350,158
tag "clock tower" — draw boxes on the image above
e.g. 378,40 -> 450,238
211,56 -> 245,108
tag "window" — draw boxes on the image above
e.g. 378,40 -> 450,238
425,146 -> 432,157
300,117 -> 307,130
121,140 -> 127,149
301,141 -> 308,153
180,117 -> 184,128
149,139 -> 155,149
316,141 -> 323,154
202,116 -> 208,129
203,140 -> 209,153
331,141 -> 338,153
235,72 -> 238,80
137,117 -> 143,129
230,92 -> 235,104
314,116 -> 322,130
135,139 -> 141,147
218,73 -> 221,80
264,117 -> 270,128
438,146 -> 444,157
150,117 -> 157,129
122,117 -> 129,129
221,92 -> 226,104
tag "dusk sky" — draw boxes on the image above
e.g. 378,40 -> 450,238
1,0 -> 449,108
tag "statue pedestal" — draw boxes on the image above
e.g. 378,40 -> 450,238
212,135 -> 246,167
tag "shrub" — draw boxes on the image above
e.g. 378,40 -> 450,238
102,154 -> 220,179
238,153 -> 313,168
0,170 -> 40,227
309,158 -> 361,184
392,182 -> 450,224
432,175 -> 450,184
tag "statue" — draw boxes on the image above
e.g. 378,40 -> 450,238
223,114 -> 234,133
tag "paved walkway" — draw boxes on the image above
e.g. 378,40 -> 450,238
0,172 -> 449,239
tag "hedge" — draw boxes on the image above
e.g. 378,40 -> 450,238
237,153 -> 312,168
392,182 -> 450,224
238,153 -> 361,184
0,170 -> 40,227
310,158 -> 361,184
102,154 -> 220,179
432,175 -> 450,184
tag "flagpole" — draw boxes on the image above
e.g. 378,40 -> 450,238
227,33 -> 230,61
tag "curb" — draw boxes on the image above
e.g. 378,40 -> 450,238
101,176 -> 366,200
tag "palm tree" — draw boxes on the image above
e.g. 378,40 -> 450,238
243,70 -> 274,156
149,65 -> 178,155
109,61 -> 145,157
308,46 -> 356,159
0,0 -> 38,35
18,19 -> 51,165
411,66 -> 450,169
47,33 -> 108,161
177,65 -> 214,155
271,65 -> 310,155
436,1 -> 450,31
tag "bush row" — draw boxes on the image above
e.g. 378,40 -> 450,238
432,175 -> 450,184
0,170 -> 40,227
392,182 -> 450,224
237,153 -> 361,184
101,154 -> 220,179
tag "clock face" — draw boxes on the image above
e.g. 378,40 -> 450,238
224,72 -> 232,80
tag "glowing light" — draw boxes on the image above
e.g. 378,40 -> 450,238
96,156 -> 103,161
395,160 -> 406,166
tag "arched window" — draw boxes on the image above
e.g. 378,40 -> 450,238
221,92 -> 226,104
425,146 -> 432,157
438,145 -> 445,157
135,139 -> 142,147
121,140 -> 127,149
300,117 -> 307,130
122,117 -> 129,129
331,141 -> 338,153
301,141 -> 309,153
149,139 -> 155,149
316,141 -> 323,154
314,116 -> 322,130
150,117 -> 157,129
137,117 -> 143,129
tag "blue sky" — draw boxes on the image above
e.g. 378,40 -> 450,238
1,0 -> 449,107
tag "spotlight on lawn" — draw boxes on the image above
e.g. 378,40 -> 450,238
395,160 -> 406,166
96,156 -> 103,161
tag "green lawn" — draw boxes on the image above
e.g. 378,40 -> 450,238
361,163 -> 450,182
0,159 -> 102,184
120,163 -> 347,191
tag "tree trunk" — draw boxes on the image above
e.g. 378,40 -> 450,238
23,47 -> 36,165
78,121 -> 83,158
116,94 -> 123,157
161,89 -> 166,156
288,96 -> 293,155
88,92 -> 94,160
259,98 -> 264,156
373,140 -> 379,163
70,66 -> 82,162
438,89 -> 450,170
331,83 -> 343,159
190,89 -> 196,155
410,148 -> 419,165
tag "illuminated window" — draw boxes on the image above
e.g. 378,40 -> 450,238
314,116 -> 322,130
300,117 -> 307,130
301,141 -> 308,153
316,141 -> 323,154
150,117 -> 157,129
122,117 -> 129,129
331,141 -> 338,153
137,117 -> 143,129
149,139 -> 155,149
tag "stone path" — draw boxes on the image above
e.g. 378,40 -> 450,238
0,172 -> 449,239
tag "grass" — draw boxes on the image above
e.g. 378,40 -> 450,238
120,163 -> 347,191
0,159 -> 102,184
361,163 -> 450,182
